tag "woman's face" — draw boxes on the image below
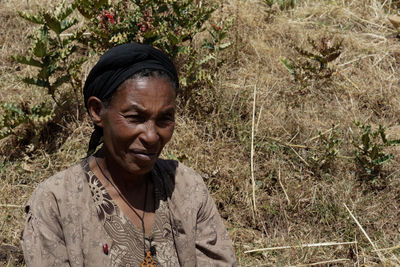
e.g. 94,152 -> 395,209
99,76 -> 176,177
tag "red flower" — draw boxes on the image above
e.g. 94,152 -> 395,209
137,22 -> 149,32
103,11 -> 116,25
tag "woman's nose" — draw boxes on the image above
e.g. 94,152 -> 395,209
139,121 -> 159,145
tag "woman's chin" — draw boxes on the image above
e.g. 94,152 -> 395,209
123,158 -> 157,176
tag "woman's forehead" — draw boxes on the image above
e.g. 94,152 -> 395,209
111,77 -> 176,109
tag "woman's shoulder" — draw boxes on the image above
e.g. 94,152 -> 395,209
155,158 -> 208,201
156,158 -> 204,184
28,159 -> 88,205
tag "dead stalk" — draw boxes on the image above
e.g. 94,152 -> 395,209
343,203 -> 386,263
255,103 -> 264,134
0,204 -> 23,208
278,166 -> 290,205
266,136 -> 309,149
290,146 -> 310,167
244,241 -> 357,253
341,73 -> 361,92
373,244 -> 400,252
355,234 -> 360,267
307,124 -> 339,142
289,258 -> 350,266
250,84 -> 257,216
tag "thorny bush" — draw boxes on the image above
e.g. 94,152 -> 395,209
352,122 -> 400,188
308,126 -> 340,177
281,36 -> 342,87
0,102 -> 54,140
3,0 -> 232,149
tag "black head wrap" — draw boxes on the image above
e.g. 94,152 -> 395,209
83,42 -> 179,155
83,42 -> 178,109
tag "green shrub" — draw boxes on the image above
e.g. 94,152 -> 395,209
13,2 -> 86,109
179,19 -> 233,114
77,0 -> 215,57
281,36 -> 342,86
309,127 -> 340,176
8,0 -> 232,146
352,122 -> 400,185
0,101 -> 54,139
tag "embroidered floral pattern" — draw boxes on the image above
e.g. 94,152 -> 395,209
86,170 -> 114,221
84,164 -> 180,266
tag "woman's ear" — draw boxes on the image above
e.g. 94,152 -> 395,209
87,96 -> 105,127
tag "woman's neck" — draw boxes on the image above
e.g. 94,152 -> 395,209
95,149 -> 148,192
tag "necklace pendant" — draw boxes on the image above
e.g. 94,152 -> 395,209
150,245 -> 156,256
141,251 -> 155,267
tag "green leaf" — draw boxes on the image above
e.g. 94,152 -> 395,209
93,0 -> 108,9
22,77 -> 48,87
143,30 -> 158,40
199,54 -> 215,65
60,19 -> 78,33
167,32 -> 180,46
52,74 -> 71,89
370,146 -> 379,160
325,51 -> 341,63
0,129 -> 13,139
76,5 -> 92,19
280,58 -> 296,76
58,4 -> 75,20
373,154 -> 393,165
157,4 -> 169,13
38,65 -> 49,80
361,133 -> 370,150
32,37 -> 47,58
218,31 -> 227,40
202,42 -> 215,51
388,139 -> 400,145
12,55 -> 42,68
177,46 -> 186,53
378,125 -> 388,144
17,11 -> 44,24
21,77 -> 37,85
29,103 -> 54,123
43,13 -> 62,34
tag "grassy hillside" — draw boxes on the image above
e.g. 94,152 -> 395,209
2,0 -> 400,266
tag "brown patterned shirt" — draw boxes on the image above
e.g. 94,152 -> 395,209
22,158 -> 237,266
84,161 -> 179,266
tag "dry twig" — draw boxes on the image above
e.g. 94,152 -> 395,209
343,203 -> 386,263
289,258 -> 350,266
244,241 -> 357,253
307,124 -> 339,142
290,146 -> 310,167
250,84 -> 257,217
374,244 -> 400,253
278,166 -> 290,205
0,204 -> 23,208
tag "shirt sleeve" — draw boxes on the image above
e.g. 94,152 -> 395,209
22,185 -> 71,267
195,183 -> 237,266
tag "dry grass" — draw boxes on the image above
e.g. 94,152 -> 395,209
2,0 -> 400,266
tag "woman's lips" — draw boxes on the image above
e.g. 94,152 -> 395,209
129,150 -> 157,161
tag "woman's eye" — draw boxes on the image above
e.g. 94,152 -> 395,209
157,115 -> 174,126
125,115 -> 143,122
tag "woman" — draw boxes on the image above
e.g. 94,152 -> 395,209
22,43 -> 236,266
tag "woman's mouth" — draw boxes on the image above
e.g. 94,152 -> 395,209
129,150 -> 158,161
